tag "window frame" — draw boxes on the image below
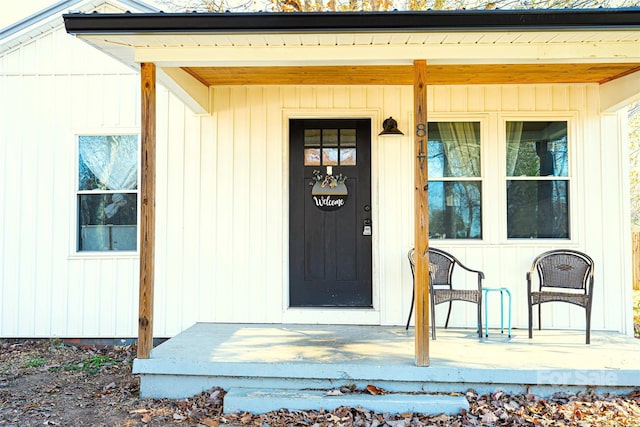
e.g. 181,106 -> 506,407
72,131 -> 141,256
425,115 -> 488,243
425,113 -> 578,245
498,114 -> 577,244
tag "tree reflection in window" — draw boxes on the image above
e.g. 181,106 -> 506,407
427,122 -> 482,239
77,135 -> 138,251
506,121 -> 569,239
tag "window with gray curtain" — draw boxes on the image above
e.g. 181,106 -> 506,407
427,122 -> 482,239
506,121 -> 569,239
77,135 -> 138,251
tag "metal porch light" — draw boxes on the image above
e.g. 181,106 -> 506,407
379,116 -> 404,136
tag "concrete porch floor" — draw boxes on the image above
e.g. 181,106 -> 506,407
133,322 -> 640,406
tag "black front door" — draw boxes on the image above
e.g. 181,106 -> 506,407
289,119 -> 372,307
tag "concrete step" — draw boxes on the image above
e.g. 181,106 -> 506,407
223,387 -> 469,415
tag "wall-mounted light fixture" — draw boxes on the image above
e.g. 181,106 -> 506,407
378,116 -> 404,136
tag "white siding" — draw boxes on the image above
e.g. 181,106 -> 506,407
149,83 -> 630,336
1,24 -> 140,338
0,25 -> 632,337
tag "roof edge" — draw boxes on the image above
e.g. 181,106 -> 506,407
2,0 -> 159,40
63,8 -> 640,35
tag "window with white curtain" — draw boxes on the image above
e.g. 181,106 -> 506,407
77,135 -> 139,252
427,121 -> 482,240
505,121 -> 569,239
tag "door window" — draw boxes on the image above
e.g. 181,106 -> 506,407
304,128 -> 357,166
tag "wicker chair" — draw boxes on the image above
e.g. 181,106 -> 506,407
406,248 -> 484,339
527,249 -> 595,344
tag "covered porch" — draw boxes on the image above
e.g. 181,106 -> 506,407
63,7 -> 640,405
63,7 -> 640,363
134,323 -> 640,410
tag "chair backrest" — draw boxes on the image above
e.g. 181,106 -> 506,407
533,250 -> 594,292
427,248 -> 455,287
408,248 -> 453,287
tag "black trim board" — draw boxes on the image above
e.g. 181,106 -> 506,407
64,8 -> 640,35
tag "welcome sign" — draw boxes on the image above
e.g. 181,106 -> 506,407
311,182 -> 348,211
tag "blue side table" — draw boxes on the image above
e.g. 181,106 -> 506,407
482,287 -> 512,338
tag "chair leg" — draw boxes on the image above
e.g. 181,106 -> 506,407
538,303 -> 542,331
477,298 -> 483,338
586,307 -> 591,344
528,299 -> 533,339
405,289 -> 415,330
431,296 -> 437,340
443,302 -> 453,329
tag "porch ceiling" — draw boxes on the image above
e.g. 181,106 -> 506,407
71,27 -> 640,86
63,9 -> 640,111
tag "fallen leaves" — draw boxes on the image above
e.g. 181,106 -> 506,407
365,384 -> 388,395
4,340 -> 640,426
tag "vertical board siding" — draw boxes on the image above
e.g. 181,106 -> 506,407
0,22 -> 632,337
247,87 -> 269,321
0,25 -> 140,338
423,84 -> 627,334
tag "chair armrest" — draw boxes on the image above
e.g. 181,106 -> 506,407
455,260 -> 485,279
454,260 -> 484,291
586,275 -> 595,298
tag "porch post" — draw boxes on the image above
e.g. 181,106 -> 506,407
138,62 -> 156,359
413,59 -> 430,366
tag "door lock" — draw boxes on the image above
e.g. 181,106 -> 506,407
363,219 -> 372,236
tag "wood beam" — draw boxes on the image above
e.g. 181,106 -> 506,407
184,63 -> 640,87
600,69 -> 640,112
186,65 -> 414,86
138,62 -> 156,359
413,59 -> 430,366
159,67 -> 210,114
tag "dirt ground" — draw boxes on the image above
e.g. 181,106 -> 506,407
2,339 -> 640,426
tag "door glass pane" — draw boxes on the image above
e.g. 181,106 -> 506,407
304,129 -> 321,166
304,148 -> 321,165
322,148 -> 339,165
304,129 -> 321,146
340,148 -> 356,165
506,121 -> 568,177
304,128 -> 357,166
507,180 -> 569,238
322,129 -> 338,147
428,181 -> 482,239
340,129 -> 356,146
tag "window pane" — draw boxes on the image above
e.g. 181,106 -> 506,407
506,121 -> 568,177
322,129 -> 338,147
322,148 -> 338,165
428,181 -> 482,239
340,148 -> 356,165
507,180 -> 569,238
340,129 -> 356,147
304,148 -> 321,165
304,129 -> 320,147
78,135 -> 138,190
427,122 -> 481,178
78,193 -> 138,251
